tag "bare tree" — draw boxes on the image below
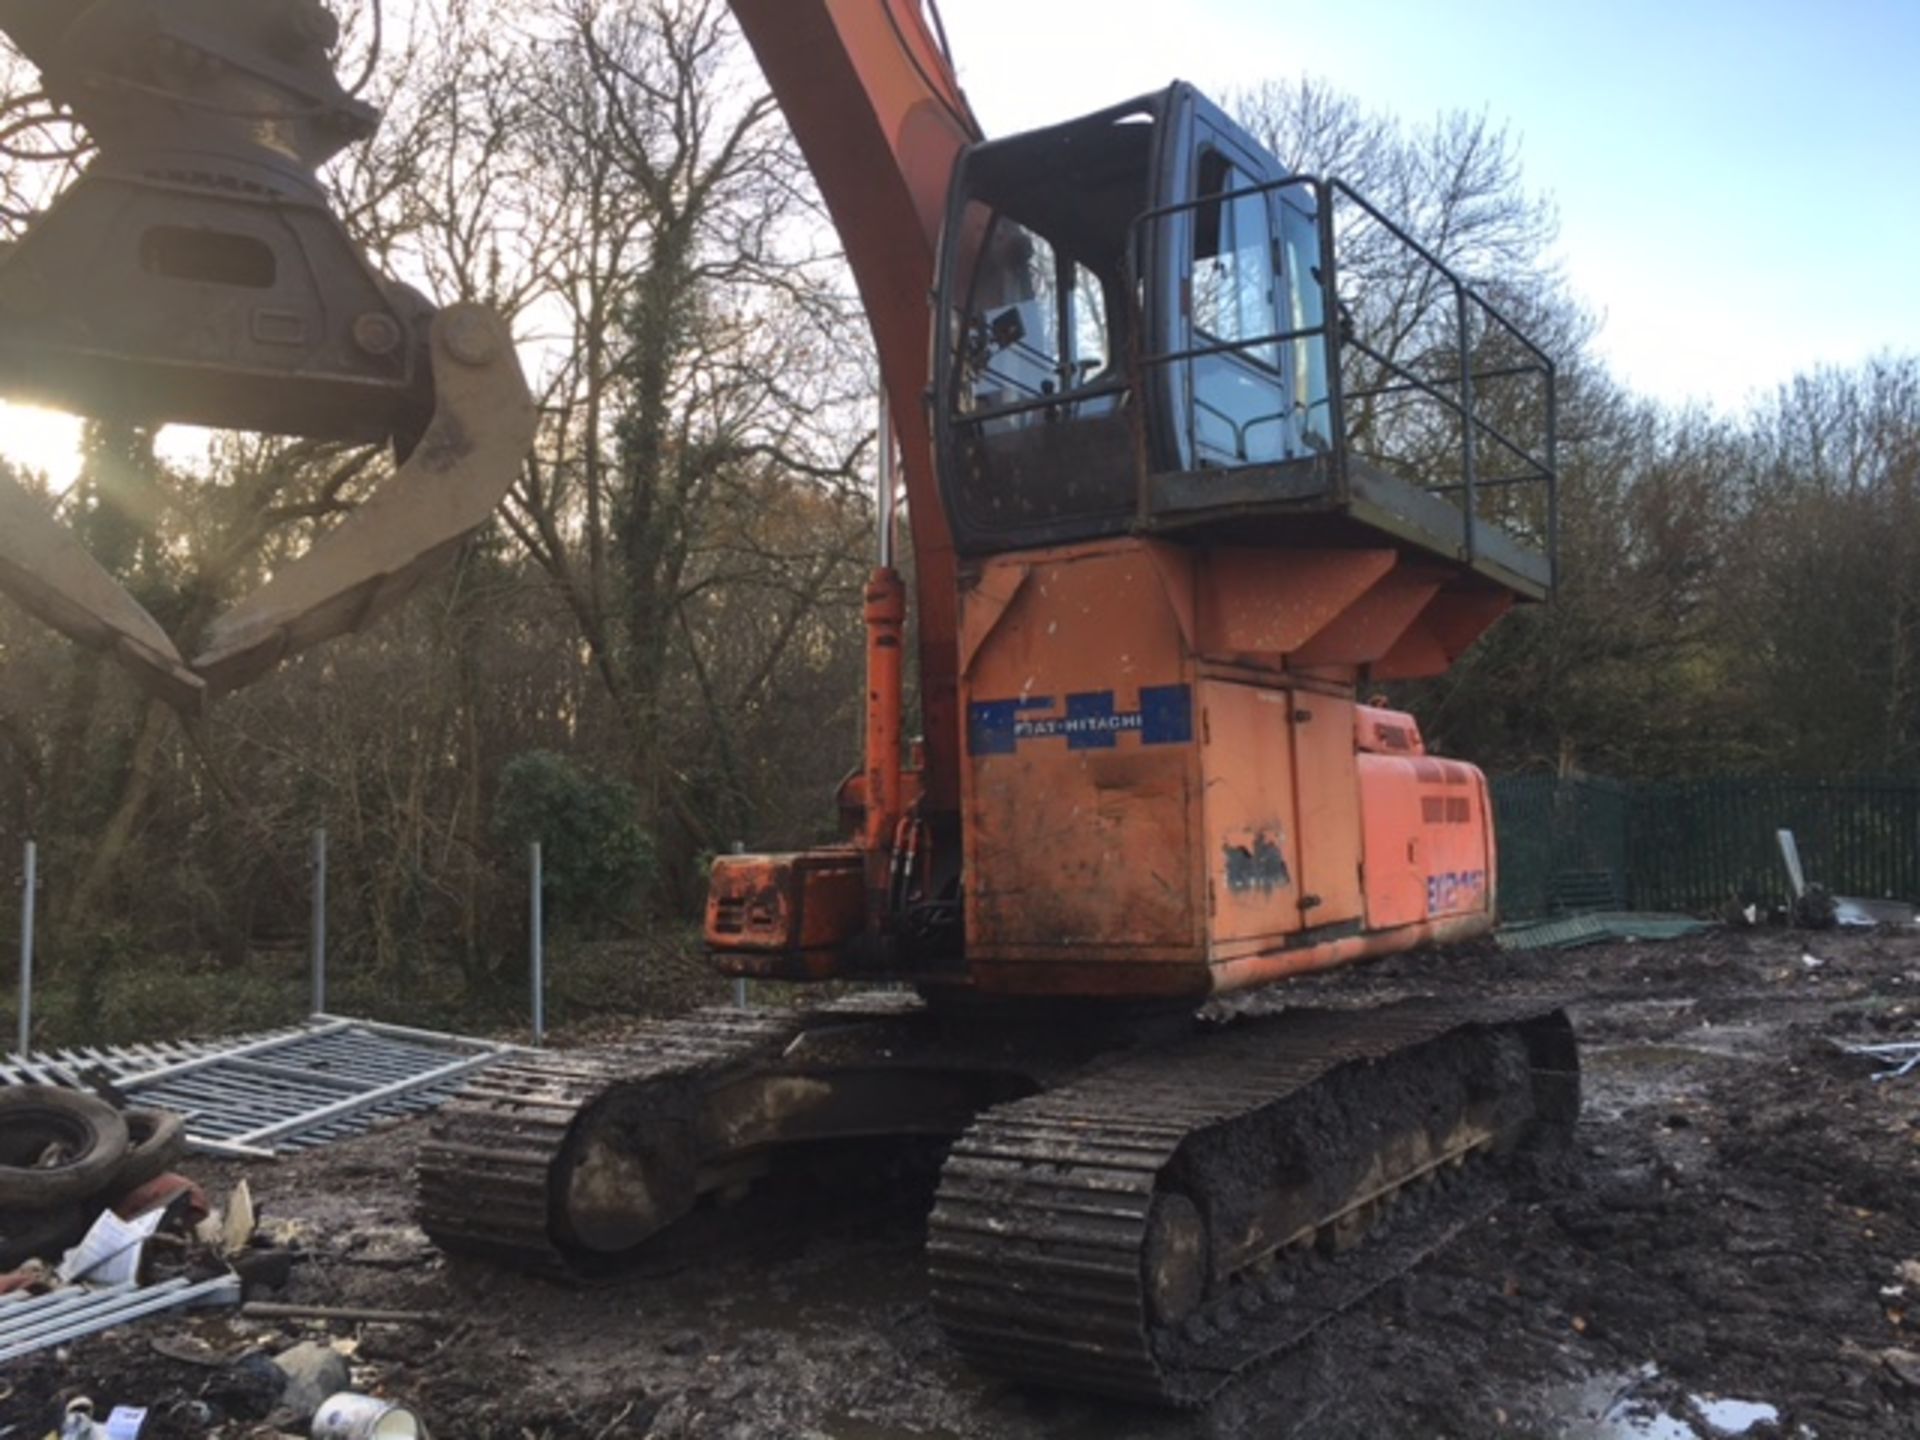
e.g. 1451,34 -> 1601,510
486,0 -> 872,864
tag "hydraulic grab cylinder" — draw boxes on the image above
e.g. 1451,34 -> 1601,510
863,565 -> 908,916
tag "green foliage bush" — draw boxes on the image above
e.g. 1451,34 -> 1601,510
492,752 -> 653,927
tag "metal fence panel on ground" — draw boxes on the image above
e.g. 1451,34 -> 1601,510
1492,775 -> 1920,921
0,1274 -> 241,1363
0,1015 -> 520,1158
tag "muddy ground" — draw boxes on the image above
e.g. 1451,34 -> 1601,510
7,926 -> 1920,1438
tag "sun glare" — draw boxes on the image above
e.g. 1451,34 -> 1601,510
0,400 -> 84,493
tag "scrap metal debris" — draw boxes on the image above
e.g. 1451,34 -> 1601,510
1834,1040 -> 1920,1081
0,1084 -> 280,1372
1778,829 -> 1919,929
0,1273 -> 240,1364
0,1087 -> 188,1282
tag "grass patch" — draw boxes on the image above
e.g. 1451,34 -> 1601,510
6,925 -> 730,1052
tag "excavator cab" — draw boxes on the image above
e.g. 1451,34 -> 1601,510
935,83 -> 1555,598
890,83 -> 1561,996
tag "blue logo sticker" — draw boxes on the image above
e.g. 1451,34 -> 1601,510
969,684 -> 1194,757
1426,869 -> 1488,915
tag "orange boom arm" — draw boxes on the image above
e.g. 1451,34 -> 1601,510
727,0 -> 978,817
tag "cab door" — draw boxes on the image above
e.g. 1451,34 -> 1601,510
1144,89 -> 1331,477
1182,113 -> 1290,469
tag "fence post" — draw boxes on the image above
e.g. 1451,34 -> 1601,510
529,842 -> 545,1047
730,840 -> 748,1010
310,828 -> 327,1017
17,840 -> 36,1056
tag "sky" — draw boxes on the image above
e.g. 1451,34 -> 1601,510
3,0 -> 1914,484
937,0 -> 1920,414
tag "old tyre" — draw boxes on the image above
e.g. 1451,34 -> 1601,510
0,1087 -> 131,1209
112,1107 -> 187,1194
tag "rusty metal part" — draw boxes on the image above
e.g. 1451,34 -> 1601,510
239,1301 -> 440,1325
926,997 -> 1578,1405
706,848 -> 866,976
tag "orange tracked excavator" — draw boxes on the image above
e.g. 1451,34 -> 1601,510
419,1 -> 1578,1407
0,0 -> 1579,1408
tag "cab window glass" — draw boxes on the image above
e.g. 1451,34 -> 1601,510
1278,188 -> 1333,448
964,218 -> 1062,411
1189,146 -> 1286,464
960,220 -> 1115,420
1072,260 -> 1109,383
1192,150 -> 1278,368
946,209 -> 1135,537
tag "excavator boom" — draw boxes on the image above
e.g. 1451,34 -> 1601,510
727,0 -> 978,816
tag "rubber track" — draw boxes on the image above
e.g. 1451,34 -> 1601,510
926,995 -> 1570,1406
416,1007 -> 816,1275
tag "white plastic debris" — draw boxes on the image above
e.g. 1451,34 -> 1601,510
222,1178 -> 256,1256
58,1399 -> 147,1440
56,1207 -> 167,1287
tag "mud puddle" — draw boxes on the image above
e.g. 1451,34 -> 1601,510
1545,1365 -> 1798,1439
817,1420 -> 966,1440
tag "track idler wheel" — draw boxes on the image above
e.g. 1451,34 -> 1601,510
1142,1193 -> 1209,1326
555,1083 -> 699,1257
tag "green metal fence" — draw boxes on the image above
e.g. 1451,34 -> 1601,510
1490,775 -> 1631,922
1490,775 -> 1920,921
